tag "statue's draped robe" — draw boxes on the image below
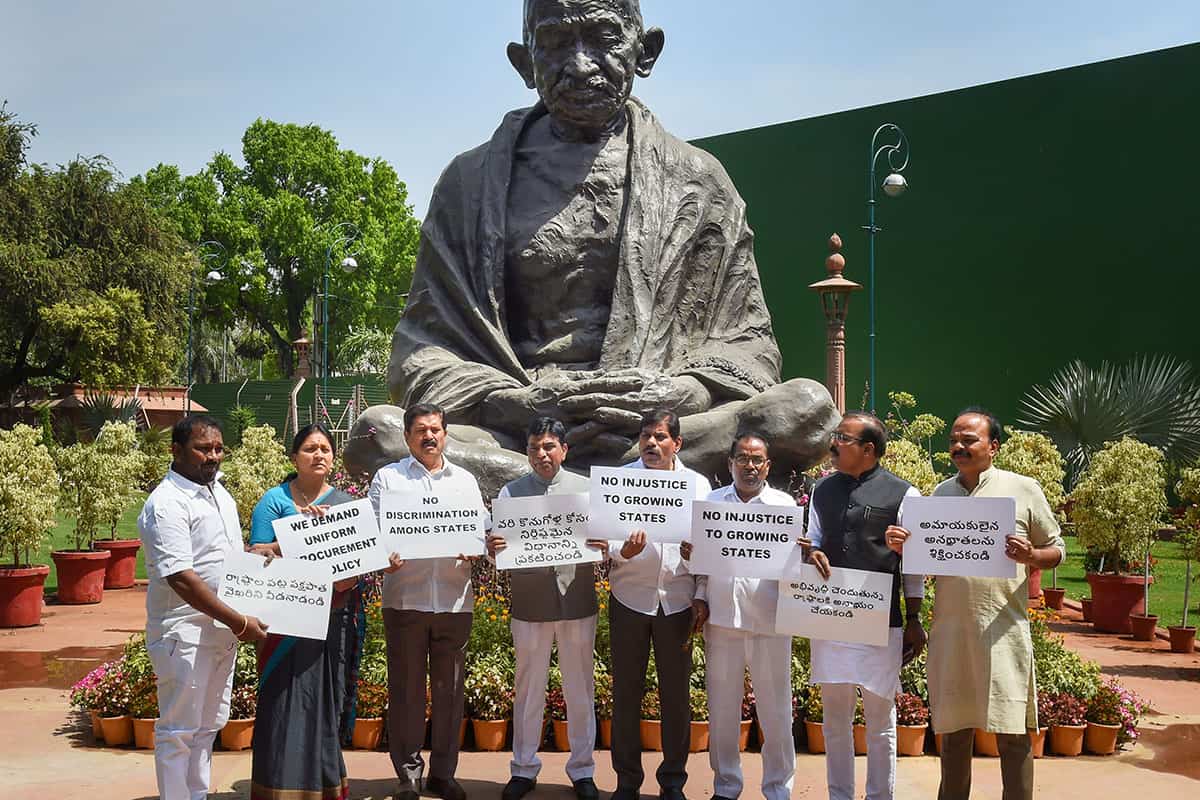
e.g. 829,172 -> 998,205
390,98 -> 782,423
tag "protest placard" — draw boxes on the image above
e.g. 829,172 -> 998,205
588,466 -> 698,543
379,491 -> 486,560
272,498 -> 389,579
901,496 -> 1018,578
687,500 -> 801,579
774,563 -> 893,646
492,493 -> 602,570
217,550 -> 333,641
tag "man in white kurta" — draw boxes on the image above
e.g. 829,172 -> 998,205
806,413 -> 925,800
890,409 -> 1064,800
690,432 -> 796,800
606,410 -> 712,800
138,416 -> 268,800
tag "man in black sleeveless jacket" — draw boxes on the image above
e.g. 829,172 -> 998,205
806,412 -> 925,800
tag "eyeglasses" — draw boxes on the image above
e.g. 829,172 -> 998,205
831,432 -> 865,445
732,455 -> 768,467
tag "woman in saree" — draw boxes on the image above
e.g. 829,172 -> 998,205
247,423 -> 363,800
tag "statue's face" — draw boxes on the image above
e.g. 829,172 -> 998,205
524,0 -> 644,133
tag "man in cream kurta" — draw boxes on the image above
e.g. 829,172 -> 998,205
891,409 -> 1064,800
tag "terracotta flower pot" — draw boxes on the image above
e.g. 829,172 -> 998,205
1029,727 -> 1048,758
99,714 -> 133,746
472,718 -> 508,751
853,723 -> 867,755
1081,597 -> 1093,623
1049,723 -> 1086,756
552,718 -> 570,751
973,728 -> 1000,757
133,717 -> 157,749
688,720 -> 709,752
598,718 -> 612,749
0,565 -> 50,627
351,717 -> 384,750
1084,721 -> 1121,755
738,719 -> 752,752
1086,573 -> 1153,634
89,709 -> 104,742
805,720 -> 825,754
896,724 -> 927,757
51,550 -> 111,605
1168,625 -> 1196,653
640,719 -> 662,751
94,539 -> 141,589
458,718 -> 467,748
220,718 -> 255,751
1130,614 -> 1159,642
1042,587 -> 1066,611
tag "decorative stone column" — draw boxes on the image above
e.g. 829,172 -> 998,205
293,336 -> 313,379
808,234 -> 862,414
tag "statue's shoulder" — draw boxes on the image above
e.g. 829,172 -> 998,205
629,97 -> 740,195
432,105 -> 539,198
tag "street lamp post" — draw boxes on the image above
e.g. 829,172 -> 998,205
187,241 -> 225,415
863,123 -> 910,412
318,223 -> 359,418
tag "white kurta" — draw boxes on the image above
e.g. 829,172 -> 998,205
927,466 -> 1064,734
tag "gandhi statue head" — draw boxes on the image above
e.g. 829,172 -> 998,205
508,0 -> 665,138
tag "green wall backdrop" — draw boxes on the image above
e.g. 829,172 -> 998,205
692,42 -> 1199,428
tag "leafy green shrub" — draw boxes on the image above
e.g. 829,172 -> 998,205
227,405 -> 257,448
0,424 -> 59,566
1068,437 -> 1167,572
803,684 -> 822,723
882,439 -> 940,497
463,650 -> 514,720
995,428 -> 1067,521
1086,677 -> 1147,744
689,686 -> 709,721
594,668 -> 613,721
895,692 -> 929,726
640,687 -> 661,720
1030,608 -> 1100,699
356,680 -> 388,718
221,425 -> 291,537
56,427 -> 141,550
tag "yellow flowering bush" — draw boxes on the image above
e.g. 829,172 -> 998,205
0,424 -> 58,566
222,425 -> 292,537
1069,437 -> 1167,571
995,427 -> 1067,521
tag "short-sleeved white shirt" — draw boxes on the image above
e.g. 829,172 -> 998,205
137,468 -> 242,646
606,457 -> 712,616
369,455 -> 486,614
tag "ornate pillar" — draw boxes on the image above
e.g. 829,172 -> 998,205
808,234 -> 862,414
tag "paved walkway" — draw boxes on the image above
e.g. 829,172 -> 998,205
2,588 -> 1197,798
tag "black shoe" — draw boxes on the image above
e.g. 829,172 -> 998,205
502,777 -> 537,800
610,789 -> 640,800
393,790 -> 419,800
573,778 -> 600,800
659,790 -> 687,800
426,776 -> 467,800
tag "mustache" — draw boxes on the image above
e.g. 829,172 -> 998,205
421,439 -> 438,447
549,74 -> 617,103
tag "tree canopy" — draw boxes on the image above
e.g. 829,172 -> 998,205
139,118 -> 420,378
0,104 -> 192,394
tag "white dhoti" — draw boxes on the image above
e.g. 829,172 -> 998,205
705,624 -> 795,800
509,615 -> 598,782
812,628 -> 903,800
148,637 -> 237,800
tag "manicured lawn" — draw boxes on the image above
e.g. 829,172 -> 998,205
1053,534 -> 1199,629
31,493 -> 148,594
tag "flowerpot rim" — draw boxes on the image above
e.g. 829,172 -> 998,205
354,716 -> 384,722
226,716 -> 256,723
1086,721 -> 1121,729
133,717 -> 159,722
1167,625 -> 1196,632
0,564 -> 51,577
1130,613 -> 1159,620
94,539 -> 142,548
471,717 -> 508,723
897,722 -> 929,729
1085,572 -> 1155,584
1049,722 -> 1087,730
51,549 -> 111,559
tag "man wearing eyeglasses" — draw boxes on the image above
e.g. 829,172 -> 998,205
805,412 -> 924,800
684,431 -> 797,800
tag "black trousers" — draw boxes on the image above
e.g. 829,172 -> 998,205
938,728 -> 1033,800
609,596 -> 694,792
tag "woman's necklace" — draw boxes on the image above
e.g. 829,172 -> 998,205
292,480 -> 327,510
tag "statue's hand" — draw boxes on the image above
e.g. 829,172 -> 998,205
479,371 -> 600,428
558,370 -> 713,431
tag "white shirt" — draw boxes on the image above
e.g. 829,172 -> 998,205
606,456 -> 712,616
807,485 -> 924,697
137,468 -> 242,646
694,483 -> 797,635
370,455 -> 485,614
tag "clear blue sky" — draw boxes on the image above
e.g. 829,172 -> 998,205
6,1 -> 1199,217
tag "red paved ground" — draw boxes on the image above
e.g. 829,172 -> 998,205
2,587 -> 1197,798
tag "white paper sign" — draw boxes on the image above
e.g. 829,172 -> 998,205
588,466 -> 697,543
379,491 -> 486,560
687,500 -> 801,579
492,493 -> 602,570
775,563 -> 894,646
901,496 -> 1018,578
272,498 -> 389,579
217,550 -> 333,641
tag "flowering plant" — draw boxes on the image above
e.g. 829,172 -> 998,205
1087,677 -> 1147,744
594,668 -> 613,720
895,692 -> 929,726
640,688 -> 661,721
741,671 -> 755,721
804,684 -> 822,723
93,657 -> 133,718
853,694 -> 865,725
545,686 -> 567,722
1040,692 -> 1087,727
69,663 -> 109,711
356,680 -> 388,718
229,683 -> 257,720
464,651 -> 514,720
689,687 -> 709,722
